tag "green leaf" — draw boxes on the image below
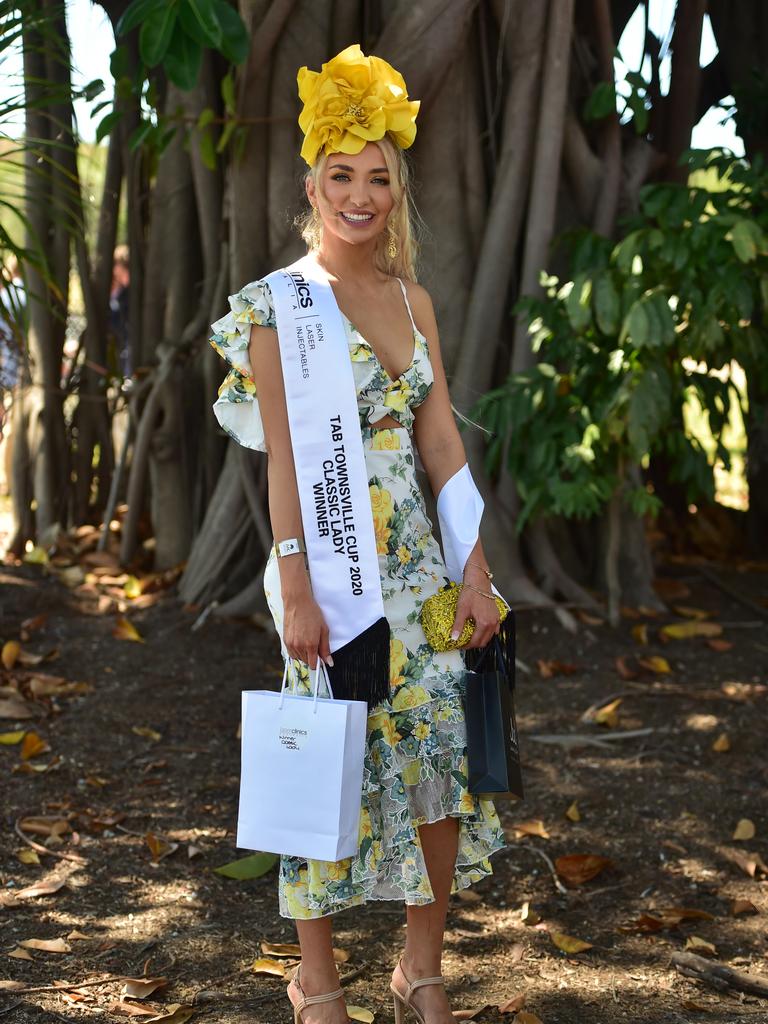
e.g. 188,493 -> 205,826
95,109 -> 124,144
213,852 -> 279,880
128,120 -> 154,151
197,106 -> 216,130
139,3 -> 178,67
564,273 -> 593,332
215,0 -> 249,64
627,366 -> 670,455
221,69 -> 236,114
110,44 -> 130,79
620,299 -> 650,347
115,0 -> 166,37
182,0 -> 222,48
594,273 -> 620,335
164,30 -> 203,90
216,117 -> 237,152
727,219 -> 763,262
584,81 -> 616,122
199,128 -> 217,171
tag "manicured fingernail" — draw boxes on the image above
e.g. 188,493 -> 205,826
450,629 -> 460,640
325,655 -> 334,667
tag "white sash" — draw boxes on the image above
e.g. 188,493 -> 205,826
265,256 -> 385,653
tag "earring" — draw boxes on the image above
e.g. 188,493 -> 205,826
387,224 -> 398,261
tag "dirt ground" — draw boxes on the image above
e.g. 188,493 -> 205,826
0,549 -> 767,1024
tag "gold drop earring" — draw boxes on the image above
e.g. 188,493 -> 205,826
387,223 -> 398,261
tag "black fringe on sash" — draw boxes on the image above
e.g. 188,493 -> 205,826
326,616 -> 391,711
463,611 -> 516,687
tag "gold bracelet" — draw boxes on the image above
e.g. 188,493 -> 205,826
463,582 -> 497,601
464,560 -> 493,581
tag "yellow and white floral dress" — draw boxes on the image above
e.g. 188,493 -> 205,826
209,276 -> 506,919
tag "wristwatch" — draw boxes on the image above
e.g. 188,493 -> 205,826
274,537 -> 307,558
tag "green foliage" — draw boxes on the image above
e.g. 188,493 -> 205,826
473,151 -> 767,530
94,0 -> 250,169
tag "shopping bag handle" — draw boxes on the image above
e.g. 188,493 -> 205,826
278,659 -> 335,711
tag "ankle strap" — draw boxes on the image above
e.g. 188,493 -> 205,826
406,975 -> 444,997
297,987 -> 344,1008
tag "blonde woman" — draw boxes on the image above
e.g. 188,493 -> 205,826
210,45 -> 507,1024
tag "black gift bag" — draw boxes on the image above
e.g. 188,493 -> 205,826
462,615 -> 523,800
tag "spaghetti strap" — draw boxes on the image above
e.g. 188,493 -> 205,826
396,277 -> 418,333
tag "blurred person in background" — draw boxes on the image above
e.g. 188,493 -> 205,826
109,244 -> 131,380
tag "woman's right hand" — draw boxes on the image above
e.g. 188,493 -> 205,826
283,593 -> 333,670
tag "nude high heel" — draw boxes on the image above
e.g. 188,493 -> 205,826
390,956 -> 445,1024
287,963 -> 349,1023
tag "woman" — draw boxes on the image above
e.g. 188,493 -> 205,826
210,45 -> 507,1024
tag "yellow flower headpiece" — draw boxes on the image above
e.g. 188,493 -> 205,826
297,44 -> 420,167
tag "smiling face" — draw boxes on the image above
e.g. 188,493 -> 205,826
307,142 -> 395,248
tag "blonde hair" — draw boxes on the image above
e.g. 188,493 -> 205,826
298,134 -> 420,282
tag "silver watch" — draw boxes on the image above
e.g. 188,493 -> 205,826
274,537 -> 307,558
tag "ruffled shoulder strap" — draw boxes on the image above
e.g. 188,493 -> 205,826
208,279 -> 277,452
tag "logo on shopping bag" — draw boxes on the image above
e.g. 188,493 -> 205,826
279,726 -> 308,751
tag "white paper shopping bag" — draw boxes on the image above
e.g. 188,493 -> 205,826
236,661 -> 367,861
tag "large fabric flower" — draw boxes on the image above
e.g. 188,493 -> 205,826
297,43 -> 420,166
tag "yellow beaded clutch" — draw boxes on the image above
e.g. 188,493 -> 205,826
420,581 -> 509,652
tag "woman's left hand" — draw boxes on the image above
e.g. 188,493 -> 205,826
450,567 -> 500,650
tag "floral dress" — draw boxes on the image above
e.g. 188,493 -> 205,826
209,275 -> 507,919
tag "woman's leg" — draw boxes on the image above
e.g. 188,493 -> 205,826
394,815 -> 460,1022
290,917 -> 349,1023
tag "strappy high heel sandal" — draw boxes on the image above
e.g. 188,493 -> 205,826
287,963 -> 350,1023
390,956 -> 446,1024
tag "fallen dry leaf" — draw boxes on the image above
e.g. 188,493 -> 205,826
21,613 -> 48,637
513,1014 -> 544,1024
632,624 -> 648,645
594,698 -> 622,727
145,833 -> 178,862
511,819 -> 550,839
2,640 -> 21,669
706,638 -> 733,652
21,937 -> 71,954
653,578 -> 690,600
537,659 -> 579,679
621,907 -> 714,932
638,655 -> 671,675
132,726 -> 162,742
260,941 -> 301,958
681,999 -> 709,1011
672,606 -> 710,620
15,878 -> 68,900
8,947 -> 34,961
144,1006 -> 195,1023
551,930 -> 593,954
732,818 -> 756,841
660,621 -> 723,641
685,935 -> 717,957
121,977 -> 169,1000
565,801 -> 580,822
453,1007 -> 494,1021
498,992 -> 526,1014
520,901 -> 540,925
0,729 -> 26,744
20,731 -> 50,760
114,616 -> 144,643
19,816 -> 71,838
28,674 -> 91,698
719,846 -> 768,878
0,694 -> 35,719
555,854 -> 612,886
615,656 -> 639,680
712,733 -> 731,752
251,958 -> 287,977
16,849 -> 40,866
346,1008 -> 374,1023
729,901 -> 761,917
